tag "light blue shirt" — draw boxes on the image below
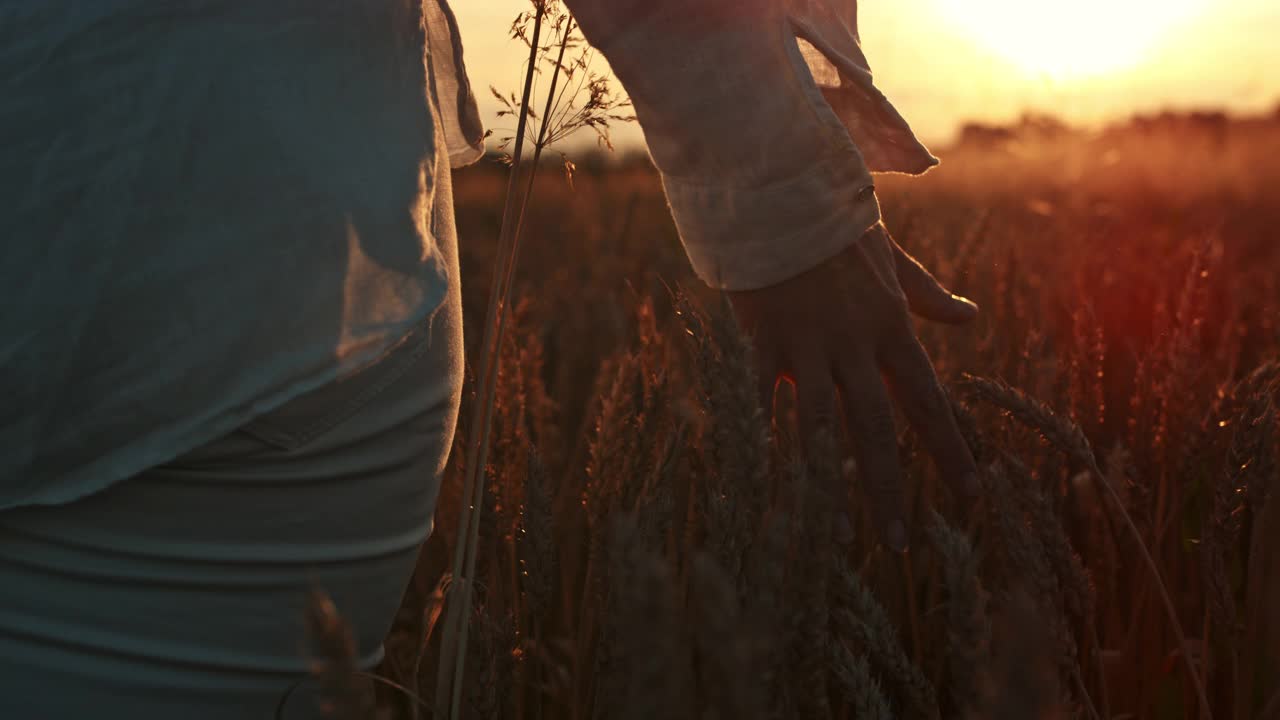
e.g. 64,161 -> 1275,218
0,0 -> 484,508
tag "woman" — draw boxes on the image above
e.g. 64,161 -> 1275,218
0,0 -> 977,716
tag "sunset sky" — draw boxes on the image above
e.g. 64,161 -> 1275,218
453,0 -> 1280,150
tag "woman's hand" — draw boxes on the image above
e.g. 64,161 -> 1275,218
726,222 -> 980,552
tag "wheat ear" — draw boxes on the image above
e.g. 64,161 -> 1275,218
962,374 -> 1214,719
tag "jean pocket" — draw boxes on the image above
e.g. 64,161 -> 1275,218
240,324 -> 433,452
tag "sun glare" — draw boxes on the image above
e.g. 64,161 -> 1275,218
936,0 -> 1206,79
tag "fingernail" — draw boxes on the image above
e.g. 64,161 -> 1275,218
961,470 -> 981,497
953,295 -> 980,315
886,519 -> 909,553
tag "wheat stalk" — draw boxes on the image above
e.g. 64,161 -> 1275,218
833,562 -> 940,720
962,373 -> 1214,719
604,517 -> 693,720
829,640 -> 894,720
676,292 -> 771,592
787,442 -> 837,720
980,589 -> 1066,720
518,445 -> 556,623
689,552 -> 767,720
982,463 -> 1074,702
925,511 -> 992,715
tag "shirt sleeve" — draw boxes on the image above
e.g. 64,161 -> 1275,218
566,0 -> 933,291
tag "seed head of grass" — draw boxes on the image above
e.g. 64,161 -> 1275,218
829,640 -> 895,720
833,562 -> 940,720
925,511 -> 992,715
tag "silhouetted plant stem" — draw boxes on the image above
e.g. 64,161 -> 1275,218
436,7 -> 545,719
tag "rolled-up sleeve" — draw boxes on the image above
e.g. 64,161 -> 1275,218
567,0 -> 936,291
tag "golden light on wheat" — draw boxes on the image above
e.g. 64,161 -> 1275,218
358,5 -> 1280,719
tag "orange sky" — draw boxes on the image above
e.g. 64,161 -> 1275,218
454,0 -> 1280,149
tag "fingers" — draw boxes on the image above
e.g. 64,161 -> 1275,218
836,357 -> 909,552
891,240 -> 979,325
794,360 -> 857,546
879,330 -> 980,498
794,359 -> 840,457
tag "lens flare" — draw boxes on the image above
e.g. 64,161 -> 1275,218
936,0 -> 1206,79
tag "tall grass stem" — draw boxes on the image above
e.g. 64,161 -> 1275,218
435,7 -> 546,718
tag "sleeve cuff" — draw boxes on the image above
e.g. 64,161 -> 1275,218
662,152 -> 882,291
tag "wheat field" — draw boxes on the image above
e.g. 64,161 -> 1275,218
338,114 -> 1280,720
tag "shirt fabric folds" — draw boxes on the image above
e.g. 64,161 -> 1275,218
569,0 -> 937,290
0,0 -> 482,508
0,0 -> 929,504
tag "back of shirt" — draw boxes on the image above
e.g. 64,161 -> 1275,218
0,0 -> 477,507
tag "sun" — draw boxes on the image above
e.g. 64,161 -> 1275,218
936,0 -> 1205,79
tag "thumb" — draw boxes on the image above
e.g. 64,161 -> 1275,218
892,240 -> 979,325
